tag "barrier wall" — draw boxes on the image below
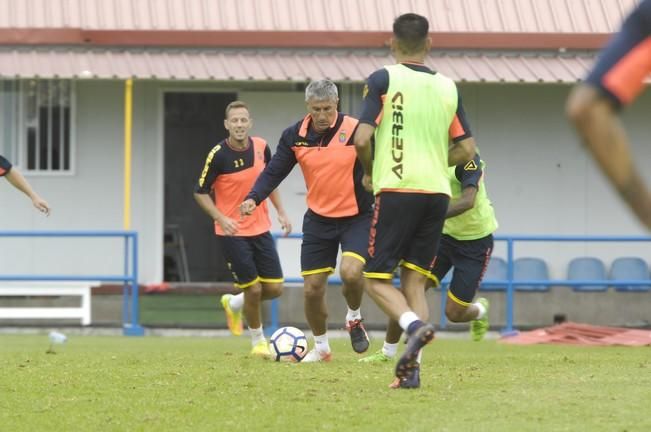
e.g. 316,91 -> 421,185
270,234 -> 651,333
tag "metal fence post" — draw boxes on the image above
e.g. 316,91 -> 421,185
505,238 -> 515,334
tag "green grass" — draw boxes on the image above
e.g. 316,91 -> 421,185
1,335 -> 650,432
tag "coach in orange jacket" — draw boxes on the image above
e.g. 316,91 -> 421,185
241,80 -> 372,362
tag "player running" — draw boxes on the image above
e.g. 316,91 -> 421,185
194,101 -> 291,358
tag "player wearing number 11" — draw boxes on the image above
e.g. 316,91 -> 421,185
194,100 -> 292,358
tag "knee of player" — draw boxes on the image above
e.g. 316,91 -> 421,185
566,85 -> 599,126
303,282 -> 326,299
445,303 -> 467,322
339,262 -> 363,285
245,280 -> 262,293
243,286 -> 263,303
262,282 -> 283,298
565,99 -> 588,125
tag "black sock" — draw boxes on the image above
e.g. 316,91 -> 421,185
406,320 -> 424,335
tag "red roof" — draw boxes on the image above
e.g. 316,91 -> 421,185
0,0 -> 635,83
0,0 -> 636,33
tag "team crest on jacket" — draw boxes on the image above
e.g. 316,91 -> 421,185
339,130 -> 347,143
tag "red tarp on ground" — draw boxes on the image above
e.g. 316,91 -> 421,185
500,322 -> 651,346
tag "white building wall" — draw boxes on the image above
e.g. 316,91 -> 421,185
0,80 -> 165,283
456,83 -> 651,278
0,81 -> 127,281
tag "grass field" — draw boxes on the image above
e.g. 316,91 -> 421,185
1,334 -> 650,432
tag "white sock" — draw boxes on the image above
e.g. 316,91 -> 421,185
346,307 -> 362,322
249,326 -> 265,346
314,333 -> 331,353
230,293 -> 244,311
416,349 -> 423,364
382,341 -> 398,358
474,302 -> 487,320
398,311 -> 420,332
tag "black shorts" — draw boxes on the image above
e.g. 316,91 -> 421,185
364,192 -> 449,279
300,209 -> 371,275
431,234 -> 493,306
218,231 -> 283,289
585,0 -> 651,107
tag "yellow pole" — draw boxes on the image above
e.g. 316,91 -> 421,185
123,79 -> 133,230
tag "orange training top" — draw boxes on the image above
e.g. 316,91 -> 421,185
195,137 -> 271,237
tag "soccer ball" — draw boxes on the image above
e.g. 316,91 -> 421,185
269,326 -> 308,362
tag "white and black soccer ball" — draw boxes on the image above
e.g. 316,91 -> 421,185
269,326 -> 308,362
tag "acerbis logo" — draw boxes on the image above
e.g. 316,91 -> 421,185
391,92 -> 404,180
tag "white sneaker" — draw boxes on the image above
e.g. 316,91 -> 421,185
301,348 -> 332,363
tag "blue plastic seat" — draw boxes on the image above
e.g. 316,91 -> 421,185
513,257 -> 550,291
480,256 -> 507,291
610,257 -> 651,292
567,257 -> 608,292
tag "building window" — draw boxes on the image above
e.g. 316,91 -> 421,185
17,79 -> 74,174
0,79 -> 74,174
0,80 -> 74,174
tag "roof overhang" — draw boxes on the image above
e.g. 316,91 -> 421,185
0,48 -> 596,83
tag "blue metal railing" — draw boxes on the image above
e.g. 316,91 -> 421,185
0,230 -> 144,336
493,235 -> 651,333
270,233 -> 651,334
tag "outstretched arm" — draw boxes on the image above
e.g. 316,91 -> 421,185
4,167 -> 50,215
241,132 -> 297,216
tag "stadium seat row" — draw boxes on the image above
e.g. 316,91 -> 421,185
475,256 -> 651,292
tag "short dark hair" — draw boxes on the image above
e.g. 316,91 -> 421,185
225,100 -> 250,119
393,13 -> 429,54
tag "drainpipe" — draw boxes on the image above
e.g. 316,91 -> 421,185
123,79 -> 133,230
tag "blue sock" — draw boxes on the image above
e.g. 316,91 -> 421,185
406,320 -> 425,335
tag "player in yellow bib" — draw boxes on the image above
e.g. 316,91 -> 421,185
355,13 -> 475,389
360,153 -> 499,367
